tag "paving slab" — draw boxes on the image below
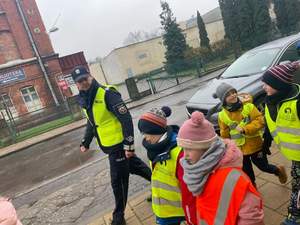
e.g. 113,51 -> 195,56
264,207 -> 285,225
259,182 -> 291,210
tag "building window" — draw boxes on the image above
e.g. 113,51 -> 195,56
20,86 -> 42,112
0,93 -> 18,119
137,53 -> 148,60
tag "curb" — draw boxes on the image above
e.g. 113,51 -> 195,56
0,120 -> 86,159
0,66 -> 226,158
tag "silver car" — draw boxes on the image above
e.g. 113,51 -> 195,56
186,34 -> 300,130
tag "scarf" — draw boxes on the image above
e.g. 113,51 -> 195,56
265,90 -> 290,105
142,126 -> 177,162
180,137 -> 226,196
224,98 -> 243,112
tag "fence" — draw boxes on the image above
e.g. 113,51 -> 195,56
116,60 -> 232,102
0,97 -> 84,147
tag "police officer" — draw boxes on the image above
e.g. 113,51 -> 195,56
71,66 -> 151,225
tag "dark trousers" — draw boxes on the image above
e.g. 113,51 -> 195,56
242,150 -> 278,185
288,161 -> 300,218
108,148 -> 151,221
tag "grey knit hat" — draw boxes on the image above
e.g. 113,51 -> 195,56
213,83 -> 237,104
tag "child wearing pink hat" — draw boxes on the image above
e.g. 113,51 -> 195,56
177,111 -> 264,225
0,197 -> 22,225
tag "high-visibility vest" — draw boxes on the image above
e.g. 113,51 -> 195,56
151,146 -> 185,218
83,86 -> 124,147
219,103 -> 261,147
197,167 -> 261,225
265,88 -> 300,161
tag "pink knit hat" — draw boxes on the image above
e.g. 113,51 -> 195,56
177,111 -> 217,150
0,197 -> 23,225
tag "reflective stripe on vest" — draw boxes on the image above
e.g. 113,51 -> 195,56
151,146 -> 185,218
265,92 -> 300,161
83,86 -> 124,147
152,180 -> 181,193
214,170 -> 241,225
152,197 -> 182,208
197,167 -> 260,225
219,103 -> 260,147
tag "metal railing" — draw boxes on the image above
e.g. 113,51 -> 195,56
0,97 -> 84,147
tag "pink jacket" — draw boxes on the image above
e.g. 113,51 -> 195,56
218,139 -> 264,225
0,198 -> 22,225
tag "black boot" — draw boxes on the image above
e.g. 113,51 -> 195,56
111,217 -> 126,225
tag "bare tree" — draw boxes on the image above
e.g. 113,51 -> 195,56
123,29 -> 162,45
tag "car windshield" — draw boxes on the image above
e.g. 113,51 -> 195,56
221,48 -> 281,78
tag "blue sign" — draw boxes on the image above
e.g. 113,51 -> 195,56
0,69 -> 25,85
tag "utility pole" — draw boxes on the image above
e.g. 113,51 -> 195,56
99,60 -> 109,84
15,0 -> 60,106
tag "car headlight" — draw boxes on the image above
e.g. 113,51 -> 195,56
186,108 -> 191,118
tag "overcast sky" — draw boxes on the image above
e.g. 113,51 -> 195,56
35,0 -> 219,60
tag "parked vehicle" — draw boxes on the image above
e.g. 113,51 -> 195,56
186,34 -> 300,130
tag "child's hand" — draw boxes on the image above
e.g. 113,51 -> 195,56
125,150 -> 135,159
80,146 -> 89,153
236,126 -> 244,133
0,197 -> 10,202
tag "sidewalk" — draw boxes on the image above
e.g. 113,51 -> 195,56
0,69 -> 224,158
88,146 -> 291,225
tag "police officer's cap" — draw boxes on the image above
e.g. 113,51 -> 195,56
71,66 -> 90,82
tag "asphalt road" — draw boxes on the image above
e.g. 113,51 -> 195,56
0,72 -> 222,224
0,74 -> 213,198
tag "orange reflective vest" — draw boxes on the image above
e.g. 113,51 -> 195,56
196,167 -> 261,225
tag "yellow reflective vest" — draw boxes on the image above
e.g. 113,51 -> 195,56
219,103 -> 261,147
151,146 -> 185,218
83,86 -> 124,147
265,89 -> 300,161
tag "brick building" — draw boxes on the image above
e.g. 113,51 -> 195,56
59,52 -> 88,98
0,0 -> 65,118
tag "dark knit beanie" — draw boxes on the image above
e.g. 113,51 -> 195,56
138,106 -> 172,135
262,63 -> 298,91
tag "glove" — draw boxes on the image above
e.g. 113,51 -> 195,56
262,142 -> 272,155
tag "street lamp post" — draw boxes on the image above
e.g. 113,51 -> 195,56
48,26 -> 59,35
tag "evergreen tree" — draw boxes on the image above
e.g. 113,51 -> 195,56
273,0 -> 289,35
219,0 -> 242,57
197,11 -> 210,49
274,0 -> 300,35
160,1 -> 188,73
253,0 -> 272,45
220,0 -> 272,51
286,0 -> 300,33
237,0 -> 255,49
219,0 -> 240,43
